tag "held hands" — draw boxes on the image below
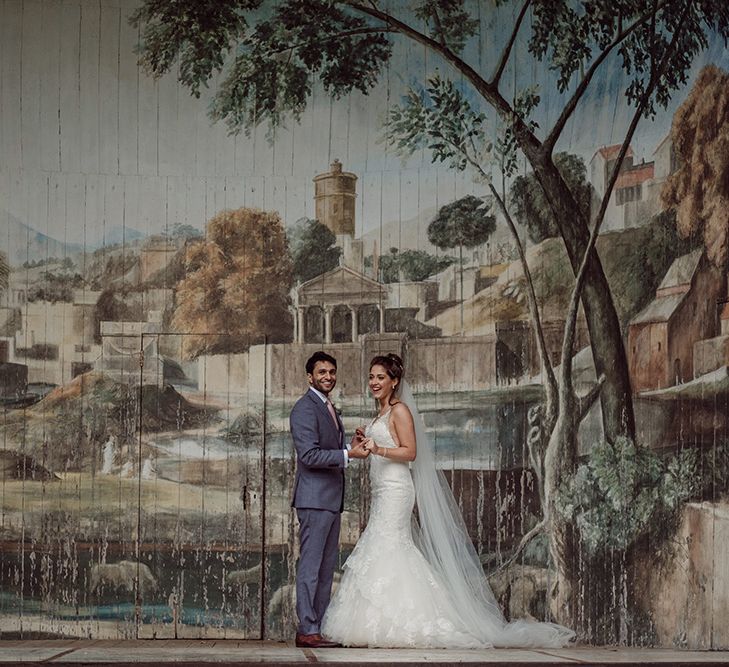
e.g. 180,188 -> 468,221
362,437 -> 380,456
349,427 -> 370,459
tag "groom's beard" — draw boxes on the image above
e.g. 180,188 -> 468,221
310,379 -> 335,395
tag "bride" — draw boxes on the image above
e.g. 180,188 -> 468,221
321,353 -> 574,649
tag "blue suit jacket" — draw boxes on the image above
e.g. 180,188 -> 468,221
290,389 -> 346,512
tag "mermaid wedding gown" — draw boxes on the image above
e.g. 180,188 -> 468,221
321,402 -> 575,649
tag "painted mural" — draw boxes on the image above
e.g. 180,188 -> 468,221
1,0 -> 728,648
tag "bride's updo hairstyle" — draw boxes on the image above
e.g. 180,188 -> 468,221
369,353 -> 404,405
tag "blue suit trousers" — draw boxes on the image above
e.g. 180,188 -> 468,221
296,508 -> 341,636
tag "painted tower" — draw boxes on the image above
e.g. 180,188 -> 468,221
313,159 -> 357,236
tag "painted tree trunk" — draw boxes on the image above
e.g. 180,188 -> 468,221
526,154 -> 636,445
543,410 -> 574,620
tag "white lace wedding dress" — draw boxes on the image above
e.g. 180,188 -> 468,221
322,409 -> 482,648
321,407 -> 575,649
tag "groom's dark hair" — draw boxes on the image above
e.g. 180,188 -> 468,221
305,351 -> 337,374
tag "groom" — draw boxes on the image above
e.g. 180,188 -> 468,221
290,351 -> 368,648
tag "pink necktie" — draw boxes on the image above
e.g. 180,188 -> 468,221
326,400 -> 340,430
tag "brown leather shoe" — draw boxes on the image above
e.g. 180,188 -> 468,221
295,633 -> 343,648
317,635 -> 343,648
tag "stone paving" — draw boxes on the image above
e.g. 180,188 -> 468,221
0,641 -> 729,666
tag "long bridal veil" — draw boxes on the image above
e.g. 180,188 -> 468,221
400,381 -> 575,648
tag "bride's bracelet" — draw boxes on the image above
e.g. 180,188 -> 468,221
381,446 -> 387,458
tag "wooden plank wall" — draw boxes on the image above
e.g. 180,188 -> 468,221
0,0 -> 727,648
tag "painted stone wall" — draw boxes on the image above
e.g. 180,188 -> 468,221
636,502 -> 729,649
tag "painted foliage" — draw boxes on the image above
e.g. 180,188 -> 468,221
0,0 -> 728,647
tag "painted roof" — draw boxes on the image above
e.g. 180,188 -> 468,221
641,365 -> 729,399
630,250 -> 704,325
298,265 -> 385,295
631,292 -> 686,324
593,144 -> 635,161
658,248 -> 702,290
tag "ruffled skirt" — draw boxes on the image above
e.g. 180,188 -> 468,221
321,515 -> 485,648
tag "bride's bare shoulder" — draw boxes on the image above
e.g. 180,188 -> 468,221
390,401 -> 413,420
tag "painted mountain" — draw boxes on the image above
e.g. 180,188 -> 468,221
1,213 -> 145,266
1,213 -> 85,266
360,205 -> 520,255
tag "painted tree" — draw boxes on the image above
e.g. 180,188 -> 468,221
376,248 -> 455,283
662,65 -> 729,270
428,195 -> 496,330
95,288 -> 144,342
509,153 -> 593,245
172,208 -> 293,358
428,195 -> 497,263
288,217 -> 341,283
131,0 -> 729,636
27,270 -> 85,304
165,222 -> 203,239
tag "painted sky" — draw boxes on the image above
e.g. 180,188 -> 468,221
1,1 -> 729,251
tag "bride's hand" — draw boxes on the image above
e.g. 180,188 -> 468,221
362,438 -> 377,453
350,427 -> 366,448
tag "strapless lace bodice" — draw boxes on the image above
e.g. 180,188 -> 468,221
365,409 -> 398,449
362,409 -> 413,540
364,409 -> 410,487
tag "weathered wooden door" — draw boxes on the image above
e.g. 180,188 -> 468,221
1,329 -> 149,639
134,333 -> 266,639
